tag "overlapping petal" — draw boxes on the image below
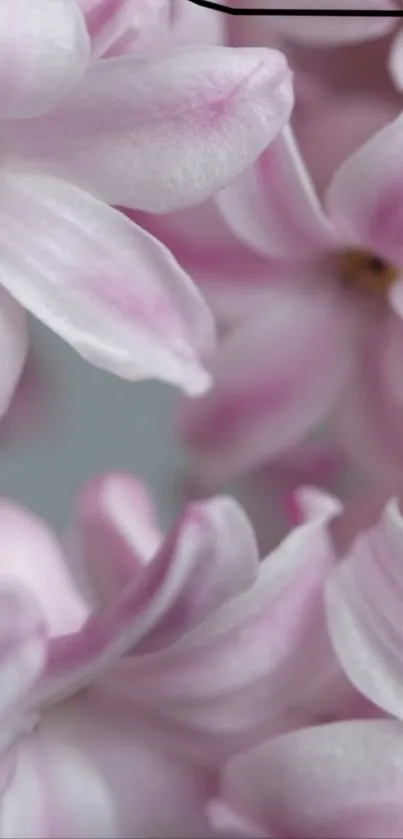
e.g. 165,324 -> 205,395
31,493 -> 259,707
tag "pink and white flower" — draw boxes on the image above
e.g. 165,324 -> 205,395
181,116 -> 403,486
0,2 -> 294,404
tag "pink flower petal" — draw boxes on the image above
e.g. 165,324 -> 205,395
180,286 -> 354,480
0,0 -> 90,120
241,0 -> 397,45
216,127 -> 336,259
0,289 -> 28,421
326,112 -> 403,265
0,502 -> 88,638
0,171 -> 215,395
8,46 -> 294,212
213,720 -> 403,838
327,498 -> 403,720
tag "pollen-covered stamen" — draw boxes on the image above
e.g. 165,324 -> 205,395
338,249 -> 398,296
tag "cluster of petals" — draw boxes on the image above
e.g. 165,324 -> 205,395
0,0 -> 293,415
181,114 -> 403,487
2,471 -> 403,836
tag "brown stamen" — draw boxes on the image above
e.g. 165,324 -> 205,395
338,249 -> 398,296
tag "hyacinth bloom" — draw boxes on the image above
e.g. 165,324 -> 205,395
0,478 -> 363,835
181,116 -> 403,486
209,495 -> 403,839
0,0 -> 294,412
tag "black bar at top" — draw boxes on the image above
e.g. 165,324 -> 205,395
186,0 -> 403,14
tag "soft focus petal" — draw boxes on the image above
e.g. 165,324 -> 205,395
0,289 -> 28,421
2,691 -> 210,839
327,499 -> 403,720
239,0 -> 397,45
216,127 -> 336,259
76,473 -> 162,606
181,286 -> 354,480
213,720 -> 403,839
0,501 -> 88,637
0,0 -> 90,120
9,46 -> 294,212
0,171 -> 214,395
326,112 -> 403,265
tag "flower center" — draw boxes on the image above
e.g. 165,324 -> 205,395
337,249 -> 398,296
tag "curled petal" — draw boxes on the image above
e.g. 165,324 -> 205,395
32,495 -> 258,706
0,171 -> 215,395
213,720 -> 403,838
0,0 -> 90,120
8,46 -> 294,212
327,499 -> 403,720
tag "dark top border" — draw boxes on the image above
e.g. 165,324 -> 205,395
186,0 -> 403,15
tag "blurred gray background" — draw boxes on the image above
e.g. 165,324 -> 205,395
0,317 -> 185,532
